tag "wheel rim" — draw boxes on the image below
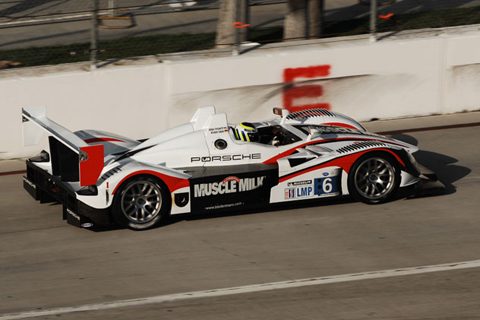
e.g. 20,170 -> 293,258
120,180 -> 163,223
354,157 -> 395,200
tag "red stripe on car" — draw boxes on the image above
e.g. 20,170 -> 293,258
263,138 -> 409,164
112,171 -> 190,195
323,122 -> 359,130
279,149 -> 405,183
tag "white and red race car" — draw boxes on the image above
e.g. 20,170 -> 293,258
22,106 -> 435,230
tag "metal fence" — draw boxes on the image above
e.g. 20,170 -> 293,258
1,0 -> 480,70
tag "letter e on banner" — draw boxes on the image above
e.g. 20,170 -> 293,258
283,65 -> 331,112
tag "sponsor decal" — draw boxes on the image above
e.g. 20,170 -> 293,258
23,177 -> 36,189
223,176 -> 241,184
287,180 -> 312,187
209,126 -> 229,134
67,208 -> 80,221
285,186 -> 314,199
191,153 -> 261,163
194,176 -> 266,198
190,167 -> 277,212
322,172 -> 329,176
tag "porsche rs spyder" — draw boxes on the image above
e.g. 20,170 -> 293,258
22,106 -> 435,230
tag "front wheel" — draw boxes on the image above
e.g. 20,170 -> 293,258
112,176 -> 171,230
348,152 -> 400,204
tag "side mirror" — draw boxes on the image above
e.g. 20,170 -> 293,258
273,108 -> 290,124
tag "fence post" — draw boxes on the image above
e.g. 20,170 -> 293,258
90,0 -> 99,70
232,0 -> 241,56
108,0 -> 117,17
370,0 -> 377,42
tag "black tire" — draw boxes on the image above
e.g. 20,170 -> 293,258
112,176 -> 171,230
348,152 -> 401,204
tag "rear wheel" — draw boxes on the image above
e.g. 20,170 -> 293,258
112,176 -> 170,230
348,152 -> 400,204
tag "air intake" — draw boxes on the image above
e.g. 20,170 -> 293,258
286,109 -> 336,120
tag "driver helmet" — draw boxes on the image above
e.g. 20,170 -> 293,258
235,122 -> 259,142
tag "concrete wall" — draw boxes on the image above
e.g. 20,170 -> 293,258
1,29 -> 480,159
1,64 -> 168,159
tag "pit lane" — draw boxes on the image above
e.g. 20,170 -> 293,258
1,114 -> 479,320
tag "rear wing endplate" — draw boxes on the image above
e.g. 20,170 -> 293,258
22,107 -> 104,186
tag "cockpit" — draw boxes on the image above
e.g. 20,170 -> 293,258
232,122 -> 301,147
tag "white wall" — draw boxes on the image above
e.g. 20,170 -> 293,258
1,29 -> 480,159
1,64 -> 168,159
169,37 -> 447,125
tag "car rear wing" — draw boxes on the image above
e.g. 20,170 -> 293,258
22,107 -> 104,187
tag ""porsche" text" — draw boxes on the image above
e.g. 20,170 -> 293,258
191,153 -> 261,162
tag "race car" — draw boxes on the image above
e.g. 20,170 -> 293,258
22,106 -> 435,230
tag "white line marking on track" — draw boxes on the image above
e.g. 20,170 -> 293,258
2,259 -> 480,320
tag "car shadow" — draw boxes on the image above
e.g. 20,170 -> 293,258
390,133 -> 471,197
411,150 -> 471,196
171,195 -> 357,225
88,197 -> 356,232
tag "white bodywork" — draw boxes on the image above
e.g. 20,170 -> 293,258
22,106 -> 421,222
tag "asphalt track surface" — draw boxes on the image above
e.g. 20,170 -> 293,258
1,118 -> 480,319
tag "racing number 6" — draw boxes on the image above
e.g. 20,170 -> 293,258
314,176 -> 338,196
322,178 -> 333,193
